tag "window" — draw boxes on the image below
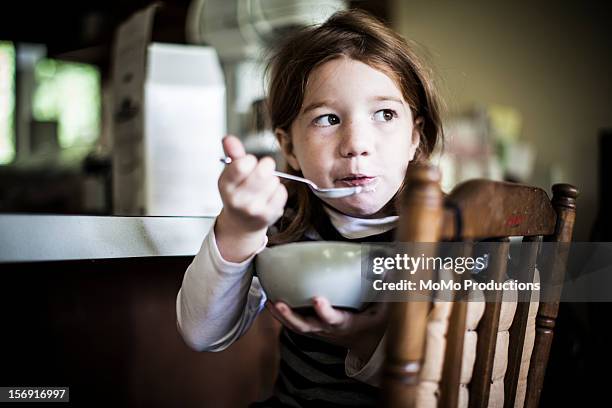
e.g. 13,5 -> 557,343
0,41 -> 15,164
32,58 -> 100,149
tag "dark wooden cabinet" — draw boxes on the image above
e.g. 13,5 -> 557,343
1,257 -> 280,407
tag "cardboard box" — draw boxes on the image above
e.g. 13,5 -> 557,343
111,5 -> 225,216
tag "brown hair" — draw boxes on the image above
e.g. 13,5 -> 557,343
266,9 -> 444,245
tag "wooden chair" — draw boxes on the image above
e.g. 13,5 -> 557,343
382,164 -> 578,408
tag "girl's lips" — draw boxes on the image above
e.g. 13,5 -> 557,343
336,176 -> 378,188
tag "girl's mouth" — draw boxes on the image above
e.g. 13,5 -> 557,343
337,175 -> 378,189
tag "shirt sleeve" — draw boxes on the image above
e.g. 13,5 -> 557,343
345,334 -> 386,387
176,217 -> 268,352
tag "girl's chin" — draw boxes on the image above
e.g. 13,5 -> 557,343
327,197 -> 390,219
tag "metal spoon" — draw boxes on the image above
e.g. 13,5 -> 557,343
219,157 -> 363,199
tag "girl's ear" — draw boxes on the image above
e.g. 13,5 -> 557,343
409,116 -> 424,160
275,128 -> 301,171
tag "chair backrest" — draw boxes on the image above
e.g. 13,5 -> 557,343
382,164 -> 578,408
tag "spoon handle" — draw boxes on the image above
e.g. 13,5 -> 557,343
219,157 -> 317,189
271,171 -> 318,189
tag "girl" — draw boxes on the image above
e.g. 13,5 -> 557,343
177,9 -> 442,407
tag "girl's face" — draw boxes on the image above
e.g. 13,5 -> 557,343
277,57 -> 420,218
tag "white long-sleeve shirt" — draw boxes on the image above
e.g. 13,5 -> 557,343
176,207 -> 397,384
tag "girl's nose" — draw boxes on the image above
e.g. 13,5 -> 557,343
339,122 -> 373,158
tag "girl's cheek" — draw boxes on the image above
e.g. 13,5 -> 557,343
376,120 -> 400,133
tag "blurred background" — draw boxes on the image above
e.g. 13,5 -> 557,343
0,0 -> 611,406
0,0 -> 610,240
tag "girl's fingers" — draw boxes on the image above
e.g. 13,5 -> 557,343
236,156 -> 277,194
275,302 -> 311,332
218,154 -> 258,194
226,158 -> 282,222
274,302 -> 326,334
268,183 -> 288,205
224,156 -> 274,204
220,135 -> 250,188
268,299 -> 388,349
313,297 -> 350,327
266,301 -> 294,329
218,139 -> 283,227
266,301 -> 306,333
266,184 -> 289,220
241,169 -> 280,206
222,135 -> 246,160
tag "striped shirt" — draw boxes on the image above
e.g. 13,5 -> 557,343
251,205 -> 395,407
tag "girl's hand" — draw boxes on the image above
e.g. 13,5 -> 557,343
266,297 -> 388,362
215,135 -> 288,262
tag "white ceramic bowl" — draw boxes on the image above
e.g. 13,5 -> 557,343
255,241 -> 365,309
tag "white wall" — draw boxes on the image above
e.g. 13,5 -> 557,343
391,0 -> 612,240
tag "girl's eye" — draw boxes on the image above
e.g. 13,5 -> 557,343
313,114 -> 340,127
373,109 -> 397,122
